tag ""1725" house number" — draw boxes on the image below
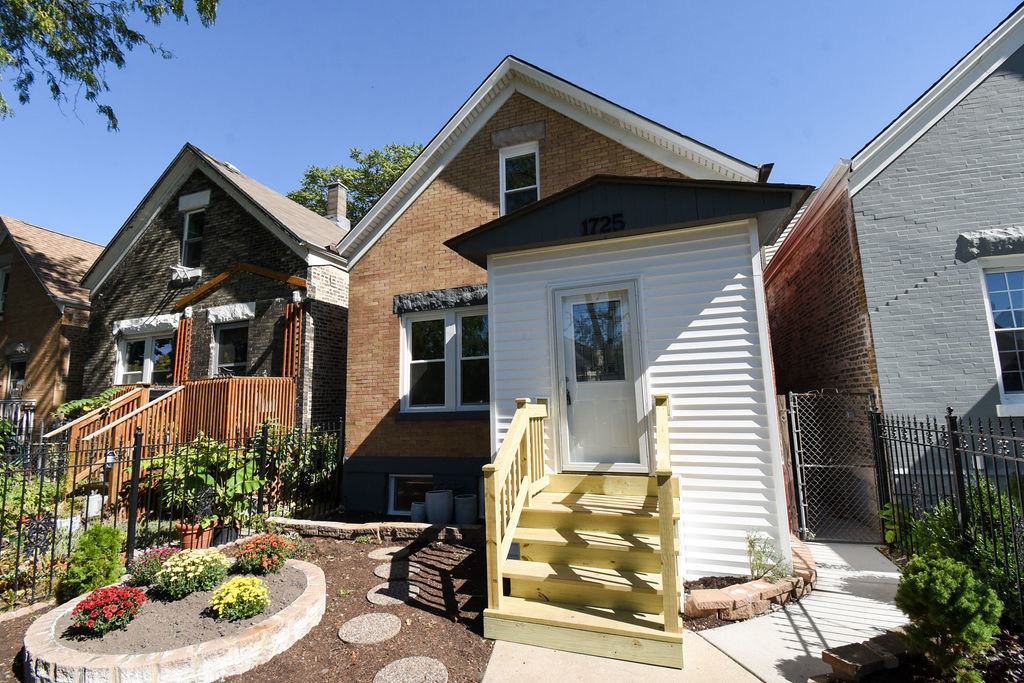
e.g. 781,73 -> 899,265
580,213 -> 626,236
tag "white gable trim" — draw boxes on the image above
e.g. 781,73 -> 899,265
338,57 -> 759,268
850,6 -> 1024,196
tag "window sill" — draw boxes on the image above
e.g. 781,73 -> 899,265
396,410 -> 489,421
996,402 -> 1024,417
170,265 -> 202,281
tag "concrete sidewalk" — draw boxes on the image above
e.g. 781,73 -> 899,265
482,632 -> 758,682
701,542 -> 907,682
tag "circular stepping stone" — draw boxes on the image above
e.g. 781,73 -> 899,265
366,581 -> 420,606
373,656 -> 448,683
367,546 -> 411,561
338,613 -> 402,644
373,561 -> 421,580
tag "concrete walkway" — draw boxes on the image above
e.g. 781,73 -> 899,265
701,542 -> 908,682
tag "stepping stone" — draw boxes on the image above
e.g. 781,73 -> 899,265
367,546 -> 411,561
373,656 -> 448,683
338,613 -> 402,644
373,561 -> 422,580
366,581 -> 420,606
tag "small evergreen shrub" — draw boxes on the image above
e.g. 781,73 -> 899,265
233,534 -> 295,575
126,547 -> 178,587
895,551 -> 1003,682
746,530 -> 792,582
56,526 -> 125,604
209,576 -> 269,621
155,549 -> 230,599
71,585 -> 146,635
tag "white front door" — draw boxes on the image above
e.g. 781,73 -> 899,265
556,286 -> 647,472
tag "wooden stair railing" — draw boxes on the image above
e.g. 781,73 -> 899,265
654,394 -> 681,633
482,397 -> 549,612
42,386 -> 149,445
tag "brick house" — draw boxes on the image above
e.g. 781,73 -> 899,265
765,5 -> 1024,419
80,143 -> 349,426
0,215 -> 102,436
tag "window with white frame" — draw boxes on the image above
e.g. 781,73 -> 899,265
402,309 -> 489,411
182,210 -> 205,269
500,142 -> 538,215
387,475 -> 433,515
0,267 -> 10,315
6,357 -> 26,399
117,334 -> 174,385
215,323 -> 249,376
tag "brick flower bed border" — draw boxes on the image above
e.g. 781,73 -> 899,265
22,559 -> 326,683
683,535 -> 818,622
268,516 -> 484,545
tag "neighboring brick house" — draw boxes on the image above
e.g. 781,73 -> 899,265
80,143 -> 350,426
0,216 -> 102,435
765,4 -> 1024,419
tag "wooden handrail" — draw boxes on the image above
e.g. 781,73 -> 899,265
42,386 -> 145,440
483,397 -> 549,612
82,385 -> 184,442
653,394 -> 681,633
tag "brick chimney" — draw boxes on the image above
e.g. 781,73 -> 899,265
326,179 -> 351,236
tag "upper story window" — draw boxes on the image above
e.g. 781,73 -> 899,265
6,357 -> 26,399
500,142 -> 539,215
118,334 -> 174,385
0,267 -> 10,314
182,210 -> 205,268
402,309 -> 489,412
215,323 -> 249,376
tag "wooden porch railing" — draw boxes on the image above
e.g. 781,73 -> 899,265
654,394 -> 681,633
482,397 -> 548,611
42,386 -> 149,445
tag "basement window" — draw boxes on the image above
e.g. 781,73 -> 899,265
388,475 -> 433,515
500,142 -> 539,215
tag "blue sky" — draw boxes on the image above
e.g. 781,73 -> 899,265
0,1 -> 1017,245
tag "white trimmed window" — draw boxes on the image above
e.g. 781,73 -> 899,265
499,142 -> 539,215
0,267 -> 9,315
215,323 -> 249,376
182,210 -> 205,269
401,309 -> 489,411
117,334 -> 174,385
6,357 -> 26,399
387,475 -> 433,515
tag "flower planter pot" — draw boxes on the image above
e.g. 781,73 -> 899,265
454,494 -> 478,525
425,490 -> 453,525
410,501 -> 426,523
211,523 -> 239,547
177,522 -> 213,550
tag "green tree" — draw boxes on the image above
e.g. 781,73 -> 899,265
0,1 -> 219,130
287,143 -> 424,224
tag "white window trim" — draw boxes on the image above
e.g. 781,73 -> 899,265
400,307 -> 489,413
387,474 -> 433,516
214,322 -> 249,377
115,333 -> 174,385
6,355 -> 26,399
0,266 -> 10,315
181,209 -> 205,270
499,141 -> 539,216
978,256 -> 1024,413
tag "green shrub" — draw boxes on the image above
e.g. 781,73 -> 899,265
155,549 -> 230,599
879,502 -> 912,545
895,551 -> 1002,682
55,526 -> 125,604
746,530 -> 792,582
0,473 -> 60,539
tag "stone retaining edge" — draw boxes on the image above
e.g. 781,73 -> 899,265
23,558 -> 326,683
683,535 -> 818,622
268,516 -> 484,545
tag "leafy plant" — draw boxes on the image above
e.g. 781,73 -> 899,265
155,548 -> 230,599
746,530 -> 792,582
259,421 -> 340,517
209,576 -> 268,621
879,502 -> 912,545
895,551 -> 1002,682
0,472 -> 60,539
71,585 -> 145,635
0,419 -> 15,453
55,526 -> 125,604
233,534 -> 294,575
126,547 -> 178,587
54,386 -> 121,419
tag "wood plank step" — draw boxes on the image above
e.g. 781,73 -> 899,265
503,559 -> 663,593
513,527 -> 663,553
485,595 -> 680,643
546,473 -> 659,496
530,492 -> 661,516
519,492 -> 675,534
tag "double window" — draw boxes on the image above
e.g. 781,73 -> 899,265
215,323 -> 249,376
499,142 -> 539,215
402,309 -> 489,411
118,335 -> 174,385
182,210 -> 205,269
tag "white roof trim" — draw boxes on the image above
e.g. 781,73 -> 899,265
850,5 -> 1024,196
338,56 -> 759,268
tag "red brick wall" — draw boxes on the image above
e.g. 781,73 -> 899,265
764,184 -> 879,396
345,92 -> 687,460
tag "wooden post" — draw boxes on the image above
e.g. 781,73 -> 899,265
653,394 -> 681,633
482,464 -> 502,611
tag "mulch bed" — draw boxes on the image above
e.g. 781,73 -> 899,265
54,566 -> 306,654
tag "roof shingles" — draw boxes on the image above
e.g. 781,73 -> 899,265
0,216 -> 103,305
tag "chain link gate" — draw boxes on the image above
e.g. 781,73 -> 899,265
787,391 -> 881,543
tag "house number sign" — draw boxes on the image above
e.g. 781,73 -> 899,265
579,213 -> 626,236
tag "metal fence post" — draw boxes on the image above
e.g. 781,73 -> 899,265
786,392 -> 809,541
125,427 -> 143,564
945,408 -> 970,535
257,422 -> 268,514
870,408 -> 891,509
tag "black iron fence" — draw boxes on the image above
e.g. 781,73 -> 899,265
872,409 -> 1023,625
0,422 -> 343,610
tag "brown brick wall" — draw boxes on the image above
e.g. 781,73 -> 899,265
764,186 -> 879,396
345,92 -> 687,461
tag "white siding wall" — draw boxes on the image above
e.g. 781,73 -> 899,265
487,221 -> 790,579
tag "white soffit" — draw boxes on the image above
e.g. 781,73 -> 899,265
850,6 -> 1024,196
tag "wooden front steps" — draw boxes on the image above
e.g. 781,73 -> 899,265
483,473 -> 682,669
